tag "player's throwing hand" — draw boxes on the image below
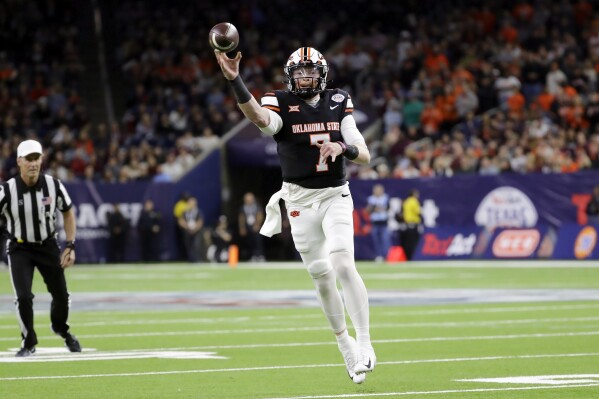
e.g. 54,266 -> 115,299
214,50 -> 242,81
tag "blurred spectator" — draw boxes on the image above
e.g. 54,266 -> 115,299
366,184 -> 391,262
178,196 -> 205,263
546,62 -> 568,95
207,215 -> 233,263
586,185 -> 599,226
106,204 -> 130,263
238,192 -> 265,261
138,199 -> 162,262
197,127 -> 220,152
402,93 -> 424,129
173,192 -> 191,261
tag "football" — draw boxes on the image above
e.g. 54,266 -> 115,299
208,22 -> 239,52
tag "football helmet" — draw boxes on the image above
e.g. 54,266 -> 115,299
284,47 -> 329,99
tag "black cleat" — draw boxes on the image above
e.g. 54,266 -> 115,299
15,347 -> 36,357
64,333 -> 82,352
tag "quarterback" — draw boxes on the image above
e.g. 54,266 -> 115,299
215,46 -> 375,384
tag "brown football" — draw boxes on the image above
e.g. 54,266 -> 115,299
208,22 -> 239,52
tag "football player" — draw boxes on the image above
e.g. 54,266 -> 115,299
215,47 -> 375,383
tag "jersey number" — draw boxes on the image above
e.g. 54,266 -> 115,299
310,133 -> 331,172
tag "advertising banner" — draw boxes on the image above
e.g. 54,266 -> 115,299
349,171 -> 599,260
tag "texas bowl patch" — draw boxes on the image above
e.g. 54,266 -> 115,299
332,94 -> 345,103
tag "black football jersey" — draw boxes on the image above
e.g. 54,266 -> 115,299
261,89 -> 355,189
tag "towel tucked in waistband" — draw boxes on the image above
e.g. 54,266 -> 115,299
259,182 -> 348,237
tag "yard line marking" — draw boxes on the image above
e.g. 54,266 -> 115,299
262,383 -> 599,399
1,317 -> 597,340
407,260 -> 599,268
2,314 -> 596,331
70,272 -> 214,280
1,302 -> 592,325
458,374 -> 599,385
71,260 -> 599,268
1,352 -> 598,380
361,272 -> 460,280
385,303 -> 599,316
0,349 -> 227,362
50,331 -> 598,351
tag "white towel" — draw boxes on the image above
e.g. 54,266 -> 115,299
260,189 -> 283,237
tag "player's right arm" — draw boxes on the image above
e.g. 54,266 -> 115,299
214,50 -> 270,129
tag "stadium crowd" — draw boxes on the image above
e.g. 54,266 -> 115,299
1,0 -> 599,185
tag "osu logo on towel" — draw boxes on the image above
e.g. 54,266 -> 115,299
290,210 -> 300,217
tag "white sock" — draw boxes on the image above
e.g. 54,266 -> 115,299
330,251 -> 371,348
354,327 -> 372,350
312,269 -> 347,334
335,328 -> 351,348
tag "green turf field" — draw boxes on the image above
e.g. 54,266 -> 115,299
1,261 -> 599,398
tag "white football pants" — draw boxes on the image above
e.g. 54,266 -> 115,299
286,191 -> 371,344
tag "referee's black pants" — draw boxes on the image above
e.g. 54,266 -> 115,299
401,225 -> 422,260
8,240 -> 70,348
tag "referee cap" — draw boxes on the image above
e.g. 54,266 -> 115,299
17,140 -> 43,158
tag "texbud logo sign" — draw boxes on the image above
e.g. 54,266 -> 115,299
474,186 -> 538,228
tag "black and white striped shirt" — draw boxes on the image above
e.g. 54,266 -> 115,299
0,174 -> 72,244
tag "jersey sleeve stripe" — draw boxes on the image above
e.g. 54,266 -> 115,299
345,108 -> 354,113
263,105 -> 280,112
264,92 -> 276,96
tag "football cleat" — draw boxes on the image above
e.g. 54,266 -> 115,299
64,333 -> 82,352
339,336 -> 365,384
15,346 -> 36,357
354,347 -> 376,375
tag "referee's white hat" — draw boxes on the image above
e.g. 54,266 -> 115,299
17,140 -> 43,158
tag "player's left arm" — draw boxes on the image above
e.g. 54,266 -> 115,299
339,115 -> 370,164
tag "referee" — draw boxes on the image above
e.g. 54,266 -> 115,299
0,139 -> 81,357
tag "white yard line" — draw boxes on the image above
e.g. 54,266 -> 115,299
404,260 -> 599,268
1,331 -> 597,351
383,303 -> 599,316
1,352 -> 598,381
0,317 -> 596,339
69,272 -> 214,280
0,302 -> 594,324
1,314 -> 597,331
262,383 -> 599,399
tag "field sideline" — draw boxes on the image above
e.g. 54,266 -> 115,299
1,261 -> 598,398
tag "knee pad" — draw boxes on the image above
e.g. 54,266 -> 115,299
307,259 -> 333,279
330,250 -> 355,281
